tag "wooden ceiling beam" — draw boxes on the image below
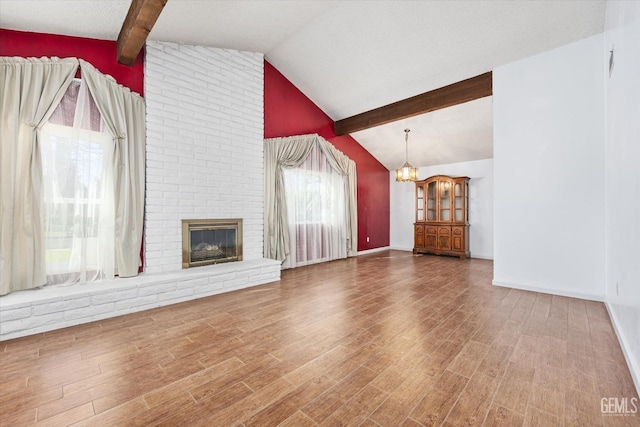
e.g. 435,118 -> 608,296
117,0 -> 168,66
334,71 -> 492,135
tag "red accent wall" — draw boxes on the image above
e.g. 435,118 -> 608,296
0,28 -> 144,95
264,61 -> 390,251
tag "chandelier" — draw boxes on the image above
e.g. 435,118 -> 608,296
395,128 -> 418,182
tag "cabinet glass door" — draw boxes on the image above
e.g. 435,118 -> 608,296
454,182 -> 463,222
427,181 -> 436,220
465,182 -> 469,223
416,185 -> 424,221
440,180 -> 450,221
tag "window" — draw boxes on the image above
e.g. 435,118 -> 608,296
282,144 -> 347,268
40,80 -> 115,285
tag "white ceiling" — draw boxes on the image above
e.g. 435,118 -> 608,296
0,0 -> 606,169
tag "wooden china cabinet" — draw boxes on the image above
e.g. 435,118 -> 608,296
414,175 -> 470,259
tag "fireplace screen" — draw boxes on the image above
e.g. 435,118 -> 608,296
182,219 -> 242,268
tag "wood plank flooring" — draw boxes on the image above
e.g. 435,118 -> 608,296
1,250 -> 637,426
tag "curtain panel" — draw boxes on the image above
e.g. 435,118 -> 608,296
317,138 -> 358,257
0,57 -> 79,295
79,60 -> 145,277
264,134 -> 357,263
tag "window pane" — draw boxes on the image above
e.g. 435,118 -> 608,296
42,124 -> 114,283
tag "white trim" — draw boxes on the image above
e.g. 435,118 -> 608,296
605,302 -> 640,396
357,246 -> 392,256
492,280 -> 604,302
388,246 -> 413,252
389,247 -> 493,260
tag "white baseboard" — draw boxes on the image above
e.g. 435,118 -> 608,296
357,246 -> 391,256
492,280 -> 604,302
605,302 -> 640,396
388,246 -> 413,252
387,247 -> 493,260
471,254 -> 493,260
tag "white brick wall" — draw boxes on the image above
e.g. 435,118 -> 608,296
0,42 -> 282,342
144,41 -> 265,273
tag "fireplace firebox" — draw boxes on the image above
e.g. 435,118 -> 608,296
182,219 -> 243,268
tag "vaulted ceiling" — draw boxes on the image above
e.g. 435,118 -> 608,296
0,0 -> 607,169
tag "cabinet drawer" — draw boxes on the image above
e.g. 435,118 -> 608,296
415,225 -> 424,234
426,227 -> 437,234
438,227 -> 451,235
452,227 -> 463,236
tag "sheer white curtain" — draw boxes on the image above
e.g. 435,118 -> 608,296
282,144 -> 346,268
40,80 -> 115,285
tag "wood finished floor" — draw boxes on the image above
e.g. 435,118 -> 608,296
1,250 -> 638,427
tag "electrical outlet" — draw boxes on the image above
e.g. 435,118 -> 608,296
366,236 -> 370,243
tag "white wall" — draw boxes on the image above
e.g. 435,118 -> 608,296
389,158 -> 493,259
604,0 -> 640,392
145,41 -> 265,272
493,33 -> 605,300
